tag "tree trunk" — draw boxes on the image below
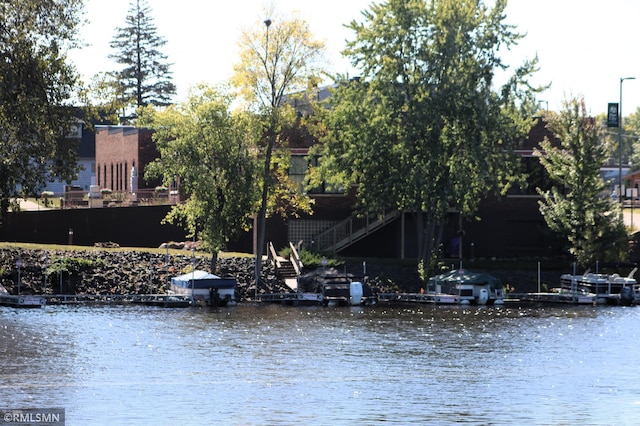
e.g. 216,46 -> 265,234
254,126 -> 276,290
415,211 -> 445,277
210,252 -> 218,274
415,211 -> 425,261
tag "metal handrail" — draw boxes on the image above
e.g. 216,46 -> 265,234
314,210 -> 400,253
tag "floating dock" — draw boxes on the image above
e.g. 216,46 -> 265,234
511,292 -> 630,305
258,291 -> 637,306
0,291 -> 635,308
0,294 -> 46,308
0,294 -> 193,307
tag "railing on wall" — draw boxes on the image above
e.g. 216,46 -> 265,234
36,189 -> 181,210
314,210 -> 400,253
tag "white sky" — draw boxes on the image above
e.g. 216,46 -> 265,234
68,0 -> 640,116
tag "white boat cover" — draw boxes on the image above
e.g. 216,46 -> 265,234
171,270 -> 235,289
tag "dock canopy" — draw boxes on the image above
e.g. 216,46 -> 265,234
429,270 -> 502,290
171,270 -> 236,289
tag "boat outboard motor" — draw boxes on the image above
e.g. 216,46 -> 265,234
349,282 -> 363,305
477,288 -> 489,305
620,286 -> 633,305
209,287 -> 220,307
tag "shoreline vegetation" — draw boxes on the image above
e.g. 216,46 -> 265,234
0,242 -> 566,300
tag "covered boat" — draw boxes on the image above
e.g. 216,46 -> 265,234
559,268 -> 639,305
170,270 -> 236,306
296,268 -> 377,306
427,269 -> 504,305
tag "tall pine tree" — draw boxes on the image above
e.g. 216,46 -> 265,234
109,0 -> 175,122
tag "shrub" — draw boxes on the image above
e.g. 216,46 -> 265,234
278,247 -> 292,259
46,256 -> 104,277
299,248 -> 343,269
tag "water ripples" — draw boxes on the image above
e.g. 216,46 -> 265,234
1,304 -> 639,424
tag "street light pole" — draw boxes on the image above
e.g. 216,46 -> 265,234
619,77 -> 635,207
539,100 -> 548,113
254,17 -> 272,302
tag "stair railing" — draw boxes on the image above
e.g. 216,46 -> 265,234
267,241 -> 281,270
289,241 -> 303,276
314,209 -> 400,253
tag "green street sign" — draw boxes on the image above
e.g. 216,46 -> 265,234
608,102 -> 619,127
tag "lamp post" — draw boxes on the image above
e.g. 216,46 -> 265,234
619,77 -> 635,207
254,17 -> 272,302
539,100 -> 548,113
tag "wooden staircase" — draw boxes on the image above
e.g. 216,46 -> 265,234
276,259 -> 298,279
314,210 -> 400,253
267,242 -> 304,291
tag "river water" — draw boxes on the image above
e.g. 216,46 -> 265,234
1,303 -> 639,425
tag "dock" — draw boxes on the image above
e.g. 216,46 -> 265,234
0,291 -> 635,308
0,294 -> 193,307
377,293 -> 458,304
258,291 -> 637,306
509,292 -> 629,305
0,294 -> 46,308
257,292 -> 460,305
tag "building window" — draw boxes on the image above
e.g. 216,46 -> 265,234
289,155 -> 307,192
305,156 -> 344,195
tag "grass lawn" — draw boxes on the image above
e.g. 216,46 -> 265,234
0,242 -> 252,259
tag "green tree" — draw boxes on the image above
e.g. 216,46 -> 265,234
81,71 -> 128,125
308,0 -> 538,274
597,110 -> 634,171
625,107 -> 640,169
109,0 -> 176,122
0,0 -> 84,220
232,6 -> 325,286
536,98 -> 627,267
140,85 -> 260,270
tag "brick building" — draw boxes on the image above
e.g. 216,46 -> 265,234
95,126 -> 159,193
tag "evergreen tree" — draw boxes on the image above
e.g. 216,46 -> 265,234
536,98 -> 628,267
109,0 -> 175,122
0,0 -> 84,221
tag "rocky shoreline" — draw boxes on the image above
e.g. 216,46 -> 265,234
0,247 -> 290,301
0,247 -> 559,301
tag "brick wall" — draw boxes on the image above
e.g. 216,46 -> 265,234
95,126 -> 158,192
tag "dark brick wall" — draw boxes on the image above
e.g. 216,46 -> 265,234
0,198 -> 563,258
95,126 -> 159,191
340,197 -> 563,259
0,205 -> 281,253
464,196 -> 563,258
0,206 -> 185,247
